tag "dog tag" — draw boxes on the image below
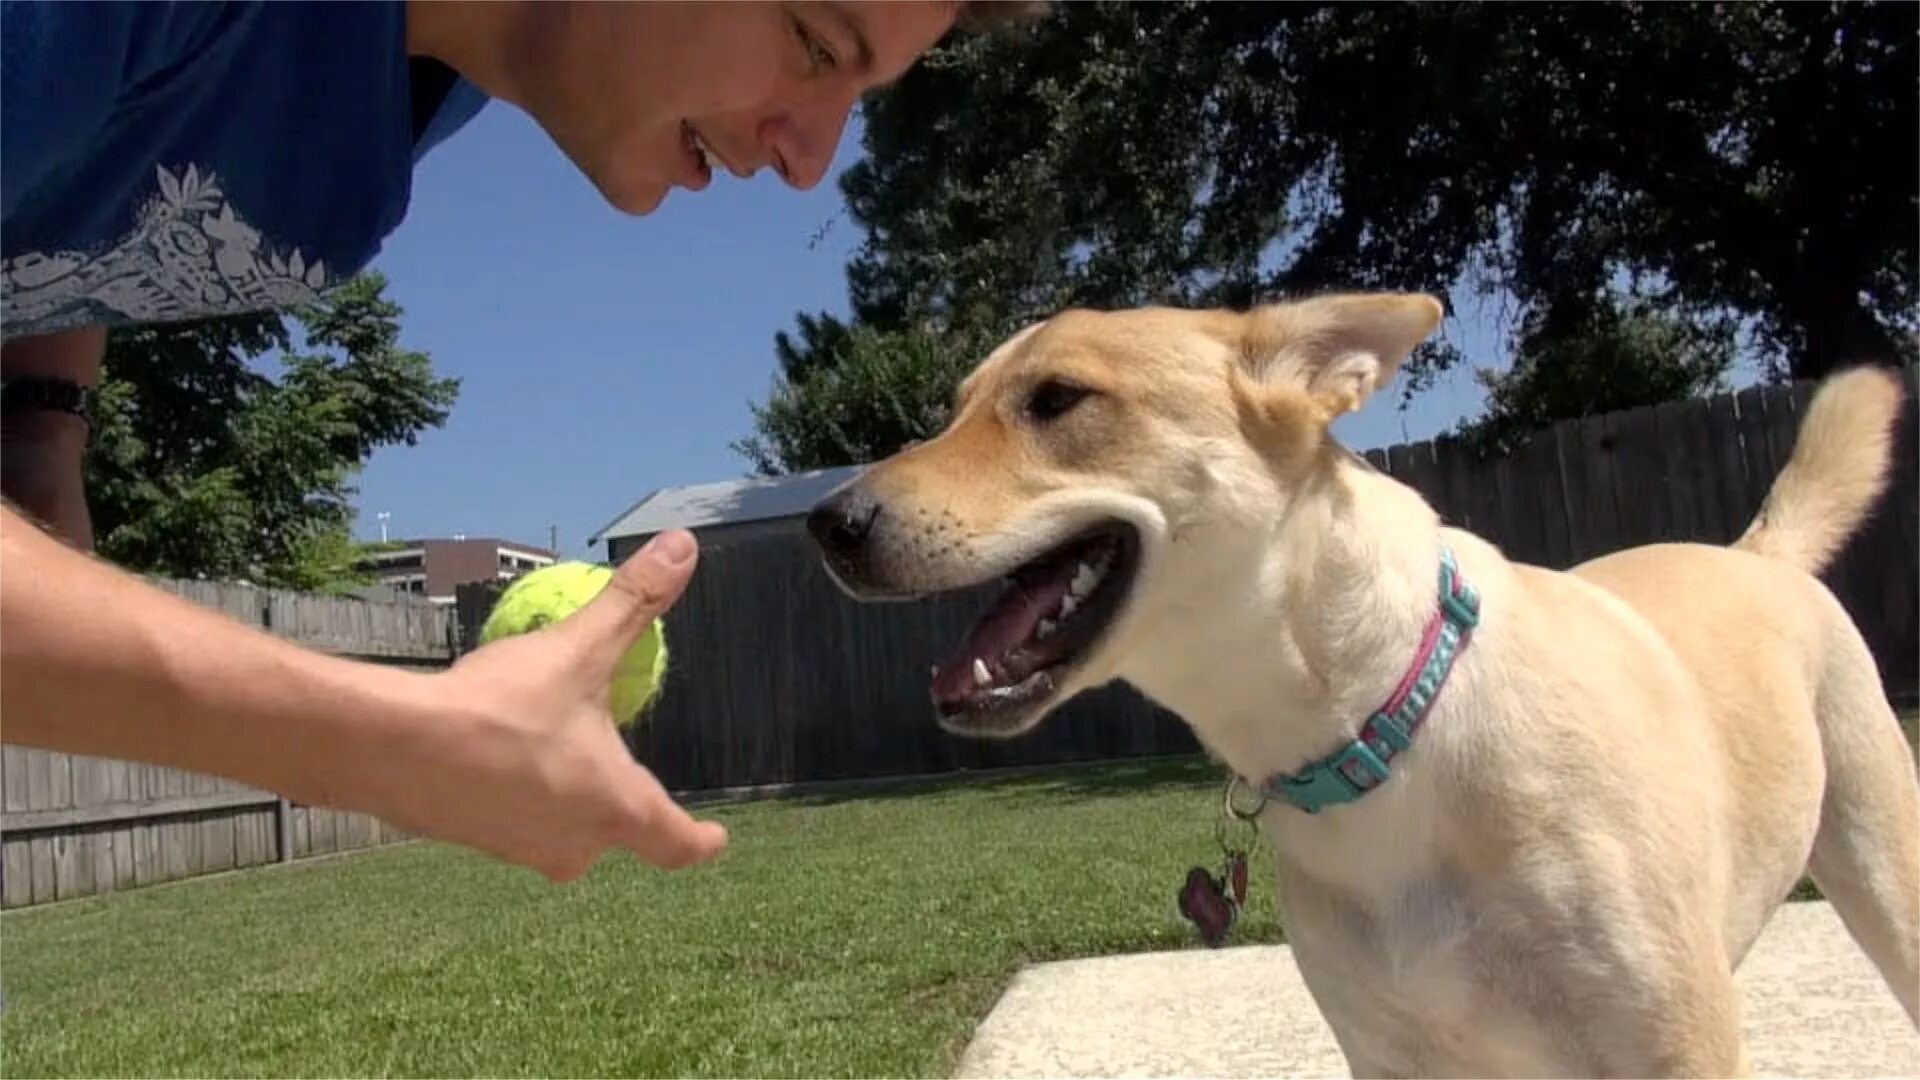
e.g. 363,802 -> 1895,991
1226,851 -> 1248,907
1177,866 -> 1237,948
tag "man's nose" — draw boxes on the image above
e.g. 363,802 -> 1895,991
764,98 -> 855,191
807,485 -> 882,560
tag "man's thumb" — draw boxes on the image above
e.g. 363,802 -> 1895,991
564,530 -> 698,663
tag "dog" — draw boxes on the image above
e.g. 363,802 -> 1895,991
805,291 -> 1919,1077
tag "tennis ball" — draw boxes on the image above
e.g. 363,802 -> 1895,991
478,561 -> 668,727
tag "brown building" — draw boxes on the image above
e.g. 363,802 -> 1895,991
357,536 -> 557,604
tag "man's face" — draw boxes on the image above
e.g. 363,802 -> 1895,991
506,1 -> 960,214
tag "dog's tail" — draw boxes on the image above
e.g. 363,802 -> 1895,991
1733,364 -> 1906,576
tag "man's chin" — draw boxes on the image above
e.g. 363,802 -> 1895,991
573,152 -> 672,215
597,175 -> 670,216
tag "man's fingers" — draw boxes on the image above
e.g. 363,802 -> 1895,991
616,767 -> 728,869
561,529 -> 698,668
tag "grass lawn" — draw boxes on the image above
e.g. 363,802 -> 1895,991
5,707 -> 1911,1077
0,755 -> 1283,1079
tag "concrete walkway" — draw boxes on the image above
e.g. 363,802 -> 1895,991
955,901 -> 1920,1078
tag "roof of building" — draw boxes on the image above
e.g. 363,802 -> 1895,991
590,464 -> 864,543
382,537 -> 558,557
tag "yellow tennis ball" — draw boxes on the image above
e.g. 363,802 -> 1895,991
477,561 -> 668,727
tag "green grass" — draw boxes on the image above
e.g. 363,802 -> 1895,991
0,756 -> 1282,1079
8,704 -> 1912,1077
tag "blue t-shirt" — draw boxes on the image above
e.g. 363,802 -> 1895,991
0,0 -> 490,341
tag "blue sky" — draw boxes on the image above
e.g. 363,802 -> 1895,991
355,101 -> 1513,560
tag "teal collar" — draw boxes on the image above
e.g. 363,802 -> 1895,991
1254,546 -> 1481,815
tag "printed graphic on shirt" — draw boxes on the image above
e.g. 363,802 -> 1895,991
1,163 -> 334,335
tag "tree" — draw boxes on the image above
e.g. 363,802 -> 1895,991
86,272 -> 459,591
732,319 -> 993,476
744,0 -> 1916,473
1454,292 -> 1739,456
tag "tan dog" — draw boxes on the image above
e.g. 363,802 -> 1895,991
806,292 -> 1920,1077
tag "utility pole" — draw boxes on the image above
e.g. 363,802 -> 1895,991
549,524 -> 559,558
376,511 -> 390,543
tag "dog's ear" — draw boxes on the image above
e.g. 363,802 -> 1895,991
1236,292 -> 1444,419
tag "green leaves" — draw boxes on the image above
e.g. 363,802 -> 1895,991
742,0 -> 1915,473
1456,293 -> 1739,457
732,321 -> 993,477
87,272 -> 459,592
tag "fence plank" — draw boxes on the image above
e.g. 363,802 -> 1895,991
3,790 -> 276,832
1706,390 -> 1754,543
1734,386 -> 1778,523
1437,435 -> 1481,541
1518,425 -> 1575,568
132,822 -> 155,887
200,814 -> 236,875
54,833 -> 92,901
1560,413 -> 1615,563
1657,398 -> 1709,544
235,811 -> 257,868
29,836 -> 54,904
1605,405 -> 1668,546
26,749 -> 52,813
91,829 -> 115,896
3,747 -> 28,814
112,821 -> 136,891
3,839 -> 31,907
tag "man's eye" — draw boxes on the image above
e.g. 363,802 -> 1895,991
793,19 -> 836,72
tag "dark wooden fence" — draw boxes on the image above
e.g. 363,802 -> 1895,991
1,581 -> 457,909
461,365 -> 1918,795
20,371 -> 1900,908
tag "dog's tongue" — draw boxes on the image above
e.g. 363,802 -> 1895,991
931,559 -> 1078,703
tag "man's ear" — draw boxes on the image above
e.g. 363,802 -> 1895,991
1237,292 -> 1445,418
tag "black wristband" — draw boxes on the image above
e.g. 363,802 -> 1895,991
0,375 -> 95,430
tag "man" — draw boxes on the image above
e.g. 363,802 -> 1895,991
0,1 -> 1039,882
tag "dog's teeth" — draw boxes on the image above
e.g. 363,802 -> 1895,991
1036,618 -> 1057,640
1069,561 -> 1102,599
972,658 -> 992,686
1060,594 -> 1079,619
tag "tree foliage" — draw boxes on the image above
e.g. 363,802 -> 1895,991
733,319 -> 997,476
87,272 -> 459,590
743,0 -> 1917,474
1455,293 -> 1739,456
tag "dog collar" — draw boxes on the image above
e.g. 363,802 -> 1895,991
1253,545 -> 1480,815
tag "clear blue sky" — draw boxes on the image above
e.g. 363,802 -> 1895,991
354,101 -> 1512,560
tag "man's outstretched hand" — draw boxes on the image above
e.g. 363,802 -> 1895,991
2,503 -> 726,885
367,529 -> 728,880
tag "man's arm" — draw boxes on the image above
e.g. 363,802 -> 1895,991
0,325 -> 105,548
0,504 -> 727,878
0,498 -> 415,803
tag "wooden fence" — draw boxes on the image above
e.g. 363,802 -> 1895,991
16,368 -> 1899,908
463,365 -> 1919,795
0,582 -> 457,909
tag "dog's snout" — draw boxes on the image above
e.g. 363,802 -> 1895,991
807,486 -> 882,560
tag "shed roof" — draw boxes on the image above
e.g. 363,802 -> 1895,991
589,464 -> 864,543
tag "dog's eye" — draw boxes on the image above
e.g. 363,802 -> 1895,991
1025,380 -> 1092,423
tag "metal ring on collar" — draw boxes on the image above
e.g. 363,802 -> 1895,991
1224,774 -> 1267,821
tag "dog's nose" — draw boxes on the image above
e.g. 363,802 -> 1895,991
807,486 -> 882,559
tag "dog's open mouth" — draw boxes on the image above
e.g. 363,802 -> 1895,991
930,522 -> 1141,725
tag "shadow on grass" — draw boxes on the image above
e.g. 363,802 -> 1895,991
741,754 -> 1227,813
